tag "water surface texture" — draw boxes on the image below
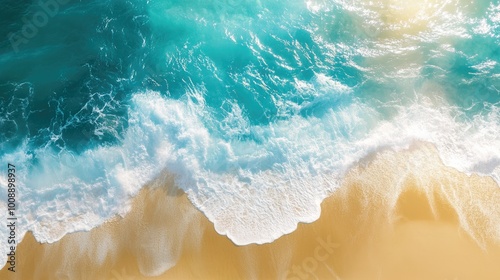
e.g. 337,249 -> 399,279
0,0 -> 499,262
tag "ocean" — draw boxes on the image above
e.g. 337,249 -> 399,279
0,0 -> 499,270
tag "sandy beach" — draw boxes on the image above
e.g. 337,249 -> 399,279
1,143 -> 500,280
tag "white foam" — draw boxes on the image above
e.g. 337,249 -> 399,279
1,81 -> 500,271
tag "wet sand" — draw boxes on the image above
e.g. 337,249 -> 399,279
1,143 -> 500,280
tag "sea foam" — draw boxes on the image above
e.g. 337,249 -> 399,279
1,89 -> 498,266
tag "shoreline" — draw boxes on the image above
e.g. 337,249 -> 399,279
1,143 -> 500,279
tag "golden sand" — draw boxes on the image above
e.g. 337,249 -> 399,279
1,143 -> 500,280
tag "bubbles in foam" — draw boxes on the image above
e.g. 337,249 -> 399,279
1,87 -> 499,267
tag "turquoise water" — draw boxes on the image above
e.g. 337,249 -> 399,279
0,0 -> 499,252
